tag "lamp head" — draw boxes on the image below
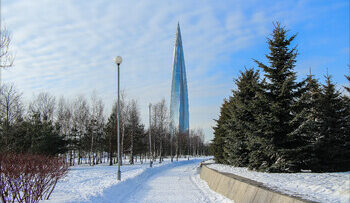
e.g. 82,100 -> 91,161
114,56 -> 122,65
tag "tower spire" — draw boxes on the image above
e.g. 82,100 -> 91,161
175,22 -> 182,46
170,23 -> 189,135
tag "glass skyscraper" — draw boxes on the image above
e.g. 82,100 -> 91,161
170,23 -> 189,135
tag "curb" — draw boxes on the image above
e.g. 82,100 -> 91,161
199,163 -> 318,203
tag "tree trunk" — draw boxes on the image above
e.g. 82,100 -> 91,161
170,135 -> 173,162
109,133 -> 113,165
153,135 -> 156,161
69,150 -> 73,166
159,138 -> 162,163
72,149 -> 75,166
129,132 -> 134,165
78,133 -> 82,165
90,134 -> 94,166
176,134 -> 179,161
121,124 -> 125,166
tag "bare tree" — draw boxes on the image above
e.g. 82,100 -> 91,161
0,84 -> 23,151
106,91 -> 129,166
29,92 -> 56,122
0,27 -> 14,84
119,91 -> 128,165
151,99 -> 168,163
0,84 -> 23,125
189,129 -> 195,156
126,99 -> 144,165
88,92 -> 104,165
189,128 -> 205,156
56,97 -> 74,165
128,100 -> 136,164
72,96 -> 89,165
197,128 -> 205,155
174,127 -> 179,161
151,103 -> 158,159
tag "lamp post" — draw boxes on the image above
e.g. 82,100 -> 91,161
149,103 -> 153,167
114,56 -> 122,181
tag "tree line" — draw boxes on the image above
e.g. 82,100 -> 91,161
211,22 -> 350,173
0,86 -> 208,166
0,23 -> 209,166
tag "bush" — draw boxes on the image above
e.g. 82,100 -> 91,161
0,153 -> 68,203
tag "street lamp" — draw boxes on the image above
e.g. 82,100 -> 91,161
149,103 -> 153,167
114,56 -> 122,181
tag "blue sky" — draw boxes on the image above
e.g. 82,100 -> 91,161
2,0 -> 349,142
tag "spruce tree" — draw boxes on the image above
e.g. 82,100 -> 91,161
124,100 -> 144,164
311,75 -> 350,172
212,100 -> 232,164
288,72 -> 322,170
345,69 -> 350,93
24,112 -> 67,156
343,72 -> 350,170
223,68 -> 261,167
254,22 -> 305,172
105,110 -> 117,165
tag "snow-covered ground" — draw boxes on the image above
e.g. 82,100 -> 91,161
43,158 -> 232,203
207,163 -> 350,203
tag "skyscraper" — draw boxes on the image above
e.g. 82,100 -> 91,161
170,23 -> 189,135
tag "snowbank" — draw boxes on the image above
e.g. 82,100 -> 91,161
207,164 -> 350,203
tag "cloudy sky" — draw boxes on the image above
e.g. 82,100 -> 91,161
2,0 -> 349,142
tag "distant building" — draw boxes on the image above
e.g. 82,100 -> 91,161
170,23 -> 189,135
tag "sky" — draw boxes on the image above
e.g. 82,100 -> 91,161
2,0 -> 349,142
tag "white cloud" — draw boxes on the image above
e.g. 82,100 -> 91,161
2,0 -> 345,141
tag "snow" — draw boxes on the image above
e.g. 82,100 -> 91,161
208,163 -> 350,203
43,158 -> 233,203
43,162 -> 145,202
203,159 -> 215,164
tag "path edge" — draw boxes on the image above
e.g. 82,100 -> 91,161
199,162 -> 319,203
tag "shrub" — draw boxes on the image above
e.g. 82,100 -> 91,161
0,153 -> 68,203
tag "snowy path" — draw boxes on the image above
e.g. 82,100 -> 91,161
89,159 -> 231,203
45,158 -> 232,203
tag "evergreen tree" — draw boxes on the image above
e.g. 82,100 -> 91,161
343,72 -> 350,170
85,117 -> 98,165
69,126 -> 79,165
17,112 -> 68,156
310,75 -> 350,172
345,69 -> 350,94
223,68 -> 261,167
254,22 -> 305,172
125,100 -> 145,164
212,99 -> 232,164
105,108 -> 117,165
36,115 -> 67,156
246,80 -> 276,171
288,72 -> 322,170
8,118 -> 32,153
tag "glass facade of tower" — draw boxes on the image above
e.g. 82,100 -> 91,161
170,23 -> 189,135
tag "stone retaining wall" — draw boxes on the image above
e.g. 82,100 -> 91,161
199,164 -> 318,203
